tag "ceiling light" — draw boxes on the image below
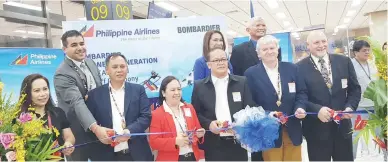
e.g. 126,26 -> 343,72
276,12 -> 286,19
344,18 -> 350,23
334,27 -> 339,33
155,2 -> 179,12
337,24 -> 348,29
227,30 -> 237,36
332,33 -> 336,36
351,0 -> 361,6
265,0 -> 279,9
283,21 -> 290,27
78,17 -> 87,21
4,2 -> 50,11
14,30 -> 44,35
346,10 -> 356,17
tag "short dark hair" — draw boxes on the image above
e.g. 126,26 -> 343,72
203,30 -> 226,61
206,47 -> 225,61
158,76 -> 184,105
19,74 -> 55,114
353,40 -> 370,52
105,52 -> 128,67
383,42 -> 387,50
61,30 -> 84,47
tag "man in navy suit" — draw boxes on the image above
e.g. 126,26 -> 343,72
297,31 -> 361,161
86,53 -> 153,161
245,35 -> 307,161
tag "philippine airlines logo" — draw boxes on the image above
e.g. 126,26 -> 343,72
79,25 -> 94,37
11,54 -> 28,65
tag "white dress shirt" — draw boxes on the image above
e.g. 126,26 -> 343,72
67,56 -> 96,90
351,58 -> 378,107
212,75 -> 233,136
311,54 -> 333,83
163,101 -> 193,155
263,62 -> 282,99
109,83 -> 129,152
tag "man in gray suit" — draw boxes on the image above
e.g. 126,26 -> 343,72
54,30 -> 113,160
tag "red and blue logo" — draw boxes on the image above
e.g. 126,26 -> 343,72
11,54 -> 28,65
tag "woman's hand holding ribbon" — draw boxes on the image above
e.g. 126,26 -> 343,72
62,141 -> 74,156
195,128 -> 206,138
175,133 -> 190,147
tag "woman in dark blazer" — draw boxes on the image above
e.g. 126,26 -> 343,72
149,76 -> 205,161
193,30 -> 233,80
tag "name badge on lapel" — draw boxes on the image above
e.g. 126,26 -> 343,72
341,79 -> 348,89
184,108 -> 192,117
232,92 -> 241,102
288,82 -> 296,93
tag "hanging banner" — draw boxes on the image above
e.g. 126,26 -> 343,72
62,17 -> 228,104
0,48 -> 65,103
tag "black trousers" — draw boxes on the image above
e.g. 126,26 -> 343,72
178,152 -> 196,161
251,151 -> 263,161
113,151 -> 134,161
205,139 -> 248,161
306,122 -> 353,161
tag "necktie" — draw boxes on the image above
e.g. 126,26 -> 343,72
318,58 -> 332,89
80,63 -> 96,90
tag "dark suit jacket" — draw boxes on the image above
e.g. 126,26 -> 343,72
54,57 -> 102,160
191,74 -> 255,150
230,40 -> 282,76
244,62 -> 307,147
86,82 -> 153,161
296,54 -> 361,140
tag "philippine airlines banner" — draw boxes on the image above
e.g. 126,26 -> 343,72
62,17 -> 228,104
0,48 -> 65,103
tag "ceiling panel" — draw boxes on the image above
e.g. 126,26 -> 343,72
252,2 -> 282,33
325,0 -> 348,32
203,1 -> 236,13
132,1 -> 148,8
306,0 -> 327,26
173,9 -> 197,17
282,1 -> 310,29
349,0 -> 384,29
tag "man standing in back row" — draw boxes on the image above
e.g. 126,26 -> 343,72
296,30 -> 361,161
230,17 -> 281,76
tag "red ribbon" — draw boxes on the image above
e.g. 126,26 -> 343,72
274,112 -> 288,124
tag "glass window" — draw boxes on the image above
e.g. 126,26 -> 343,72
0,17 -> 47,47
1,0 -> 44,17
51,27 -> 63,49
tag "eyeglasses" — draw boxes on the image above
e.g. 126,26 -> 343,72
209,58 -> 227,63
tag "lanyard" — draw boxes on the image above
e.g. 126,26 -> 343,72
48,113 -> 53,129
109,86 -> 126,129
355,59 -> 371,80
171,107 -> 187,133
